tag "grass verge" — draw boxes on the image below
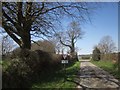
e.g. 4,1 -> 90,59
1,60 -> 11,70
31,61 -> 80,89
91,60 -> 120,80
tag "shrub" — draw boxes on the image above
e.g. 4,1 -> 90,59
26,50 -> 61,74
100,53 -> 118,61
2,50 -> 62,88
2,58 -> 32,88
92,47 -> 101,61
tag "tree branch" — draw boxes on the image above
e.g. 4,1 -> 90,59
17,2 -> 24,25
60,38 -> 72,48
2,24 -> 22,47
31,40 -> 41,47
2,8 -> 16,26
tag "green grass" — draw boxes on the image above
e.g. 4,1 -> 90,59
0,60 -> 2,65
31,61 -> 80,89
91,60 -> 120,80
1,60 -> 11,70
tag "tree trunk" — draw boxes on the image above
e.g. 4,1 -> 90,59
71,40 -> 75,53
21,30 -> 31,50
70,40 -> 78,61
70,42 -> 76,61
20,30 -> 31,58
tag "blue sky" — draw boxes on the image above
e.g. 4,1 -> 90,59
75,2 -> 118,54
59,2 -> 118,55
0,2 -> 118,55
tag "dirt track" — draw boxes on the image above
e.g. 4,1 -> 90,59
77,60 -> 120,90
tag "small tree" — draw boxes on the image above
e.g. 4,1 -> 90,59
97,36 -> 117,61
49,37 -> 65,54
1,35 -> 15,57
97,36 -> 116,54
92,47 -> 101,61
56,21 -> 84,60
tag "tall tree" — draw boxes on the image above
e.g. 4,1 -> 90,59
97,36 -> 116,54
2,2 -> 94,50
56,21 -> 84,55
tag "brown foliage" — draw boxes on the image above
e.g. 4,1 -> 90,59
101,53 -> 118,62
31,40 -> 55,53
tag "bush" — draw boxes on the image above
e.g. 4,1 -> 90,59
26,50 -> 61,74
100,53 -> 118,61
2,50 -> 62,88
2,58 -> 32,88
92,47 -> 101,61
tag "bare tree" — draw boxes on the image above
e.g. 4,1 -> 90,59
1,35 -> 15,57
49,37 -> 65,54
97,36 -> 116,54
2,2 -> 95,51
56,21 -> 84,55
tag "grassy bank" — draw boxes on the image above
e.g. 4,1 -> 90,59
31,61 -> 80,89
91,60 -> 120,80
2,57 -> 80,88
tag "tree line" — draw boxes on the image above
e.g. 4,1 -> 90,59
92,35 -> 117,61
2,2 -> 96,59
